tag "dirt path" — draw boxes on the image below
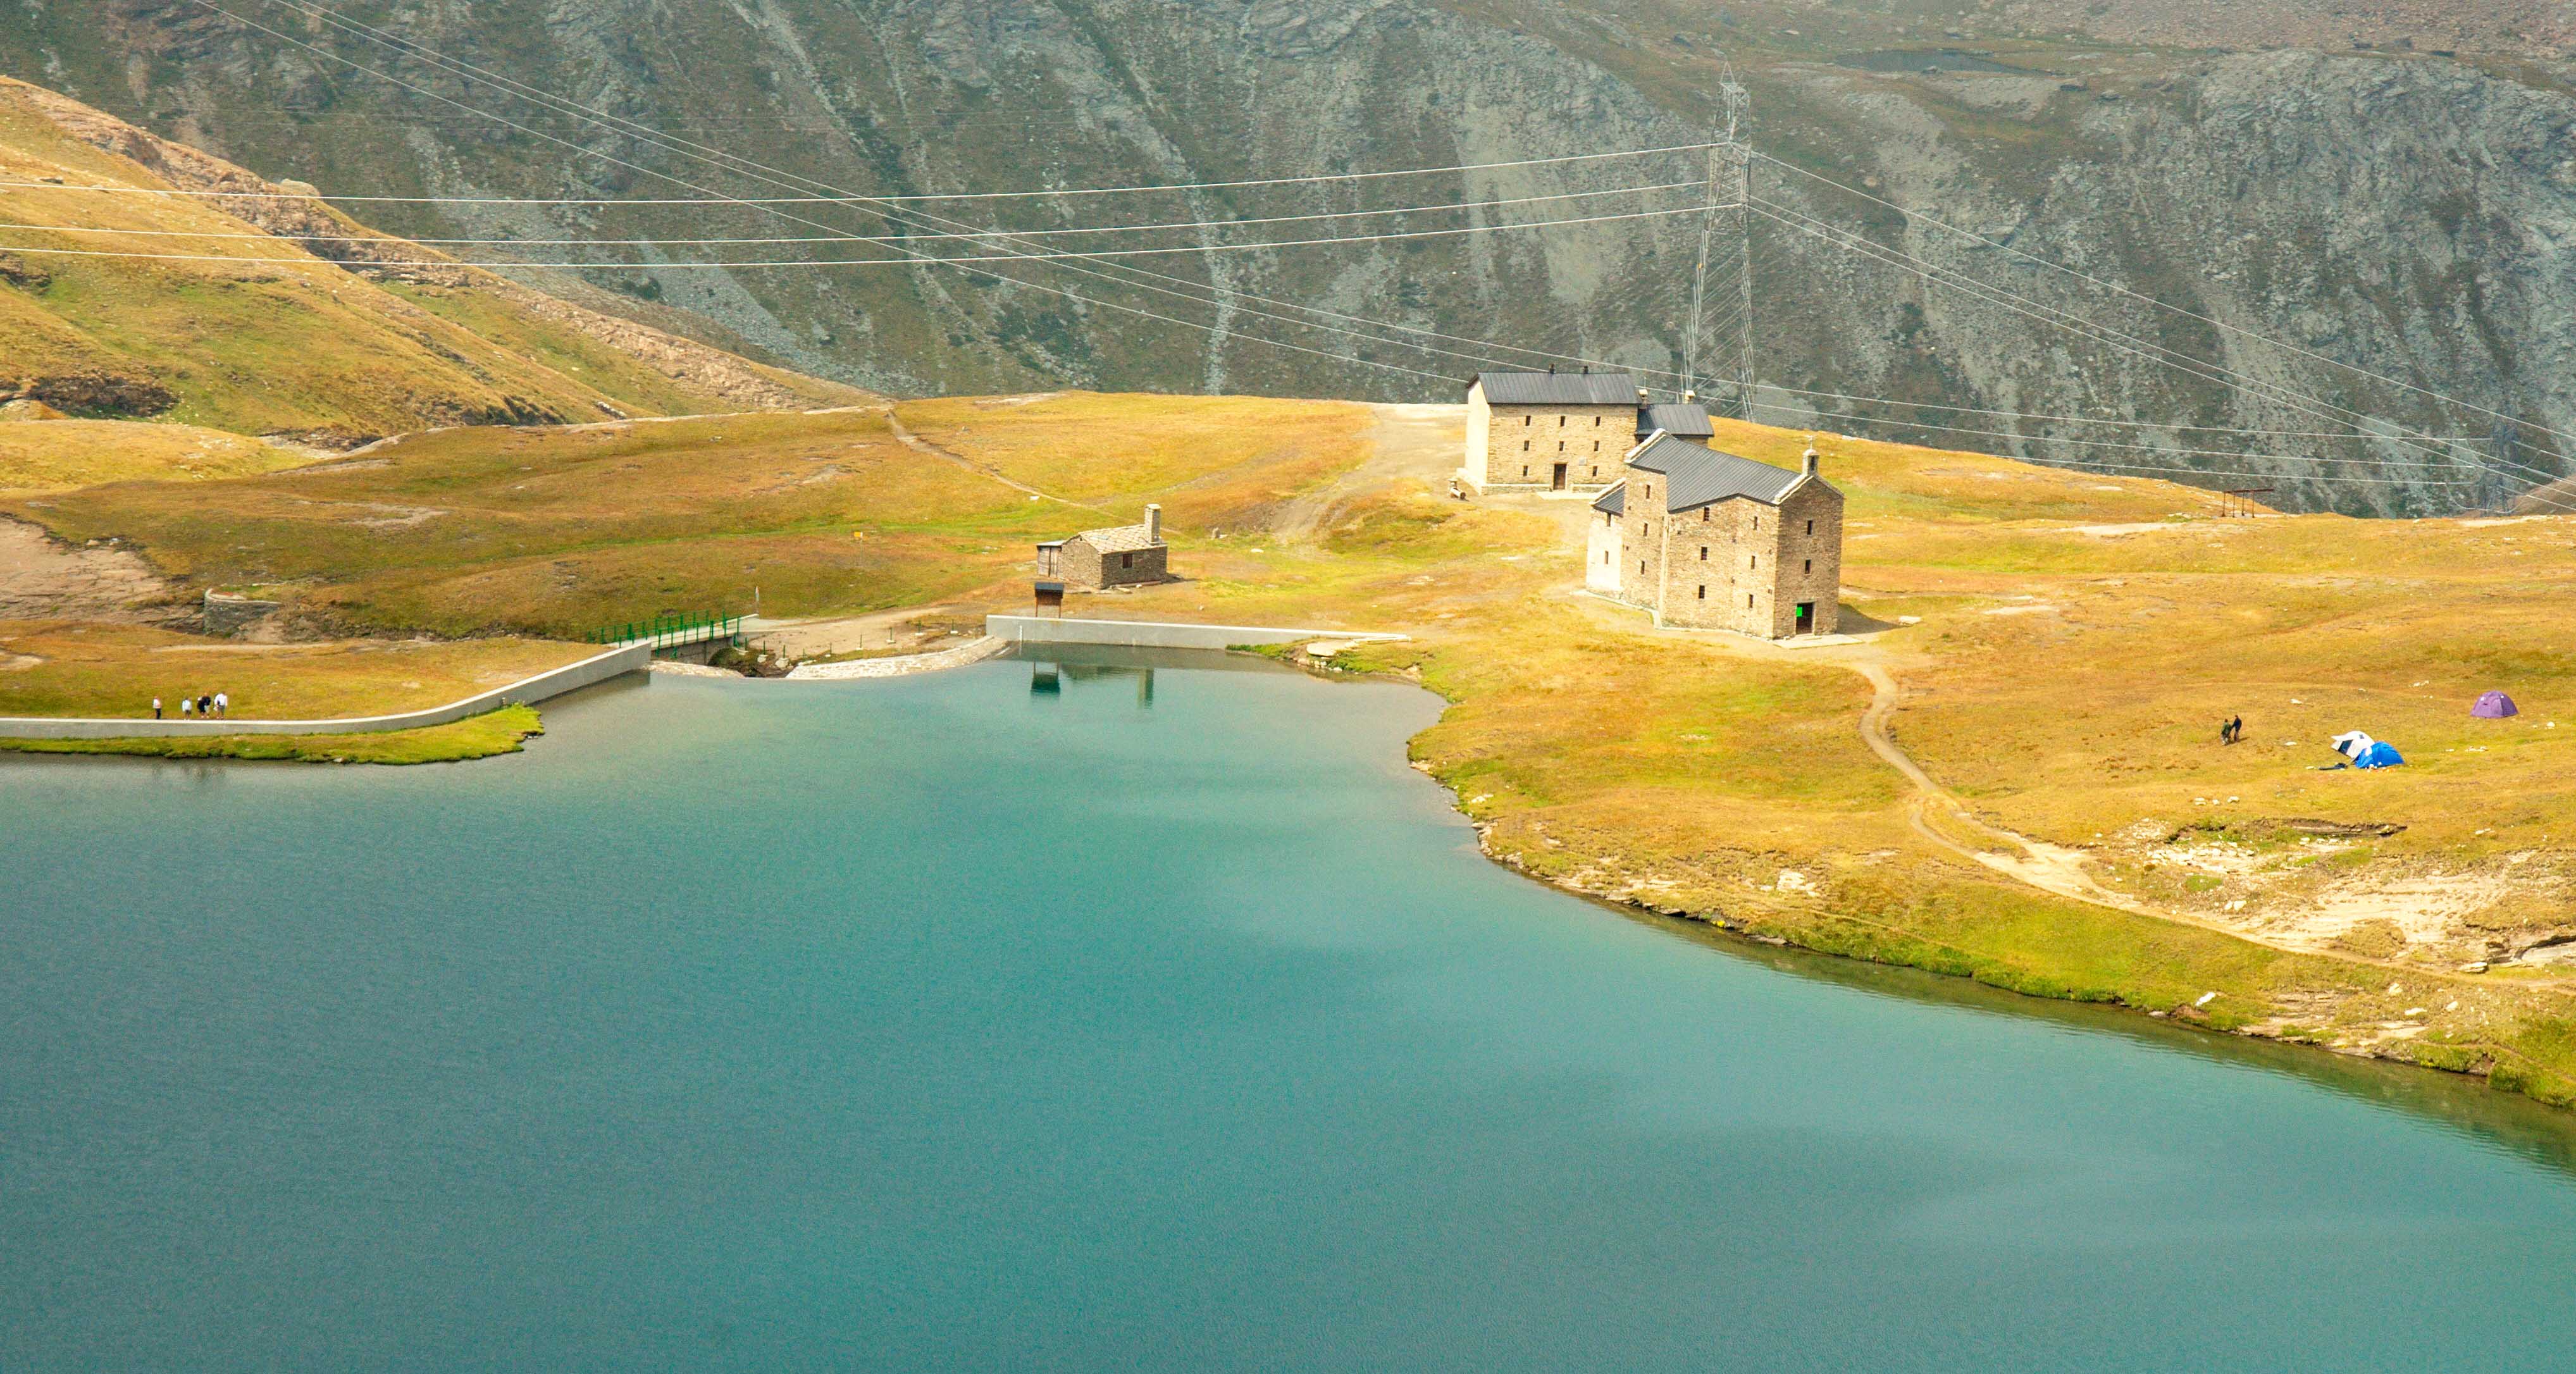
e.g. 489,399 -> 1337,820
1272,402 -> 1462,543
886,414 -> 1106,516
0,516 -> 190,624
1845,655 -> 2558,987
1851,660 -> 2154,913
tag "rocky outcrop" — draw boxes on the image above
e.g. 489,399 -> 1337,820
6,373 -> 178,418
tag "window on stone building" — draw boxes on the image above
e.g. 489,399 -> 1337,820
1522,440 -> 1530,451
1640,560 -> 1648,574
1699,547 -> 1707,560
1558,441 -> 1565,451
1748,594 -> 1755,609
1806,519 -> 1815,536
1697,585 -> 1706,599
1521,465 -> 1530,476
1523,416 -> 1532,426
1558,416 -> 1566,426
1594,416 -> 1602,426
1804,559 -> 1812,573
1750,555 -> 1757,569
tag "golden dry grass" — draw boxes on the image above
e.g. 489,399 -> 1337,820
6,394 -> 1373,636
0,416 -> 306,492
0,80 -> 863,436
0,619 -> 588,720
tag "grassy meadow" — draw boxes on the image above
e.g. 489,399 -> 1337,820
4,396 -> 1375,636
0,416 -> 307,492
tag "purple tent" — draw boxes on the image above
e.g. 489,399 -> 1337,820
2473,690 -> 2519,719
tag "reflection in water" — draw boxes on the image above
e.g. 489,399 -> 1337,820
1029,658 -> 1153,707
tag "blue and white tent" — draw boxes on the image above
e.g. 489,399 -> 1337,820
2331,731 -> 2405,770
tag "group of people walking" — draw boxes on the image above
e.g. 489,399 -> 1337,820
152,692 -> 230,721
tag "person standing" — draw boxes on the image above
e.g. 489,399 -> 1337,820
214,691 -> 228,719
179,695 -> 194,718
198,693 -> 212,718
152,697 -> 163,720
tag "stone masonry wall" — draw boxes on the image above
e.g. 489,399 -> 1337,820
1061,537 -> 1168,590
1764,483 -> 1843,638
1625,466 -> 1669,610
1473,402 -> 1631,493
1585,507 -> 1623,594
1655,498 -> 1756,631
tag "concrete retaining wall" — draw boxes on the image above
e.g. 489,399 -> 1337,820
988,616 -> 1406,650
0,643 -> 649,741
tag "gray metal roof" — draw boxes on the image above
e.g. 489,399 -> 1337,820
1471,369 -> 1642,407
1591,480 -> 1626,516
1625,432 -> 1812,511
1635,402 -> 1714,439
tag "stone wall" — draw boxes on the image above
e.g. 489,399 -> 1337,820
988,616 -> 1406,650
1766,483 -> 1844,638
1656,498 -> 1759,632
1468,400 -> 1632,493
202,591 -> 281,638
1062,538 -> 1168,590
1584,507 -> 1623,594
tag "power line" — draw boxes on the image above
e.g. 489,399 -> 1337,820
0,149 -> 1720,207
1754,151 -> 2576,455
201,0 -> 1715,395
171,3 -> 1478,392
1787,407 -> 2473,471
0,181 -> 1700,239
0,203 -> 1706,266
1750,200 -> 2468,474
1771,386 -> 2496,442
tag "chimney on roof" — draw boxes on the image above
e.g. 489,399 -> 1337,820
1683,389 -> 1697,404
1802,436 -> 1821,479
1547,364 -> 1556,374
1637,387 -> 1650,403
1146,504 -> 1163,543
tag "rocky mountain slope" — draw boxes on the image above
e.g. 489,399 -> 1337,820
1,1 -> 2568,509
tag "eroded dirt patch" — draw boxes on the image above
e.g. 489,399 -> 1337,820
0,516 -> 189,623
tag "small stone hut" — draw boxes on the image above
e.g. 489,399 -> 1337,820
1038,505 -> 1168,590
1589,433 -> 1844,638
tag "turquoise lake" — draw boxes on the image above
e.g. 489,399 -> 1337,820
8,649 -> 2576,1369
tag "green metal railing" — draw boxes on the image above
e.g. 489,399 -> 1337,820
584,610 -> 746,657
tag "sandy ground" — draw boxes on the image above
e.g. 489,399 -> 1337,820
1272,403 -> 1463,542
784,636 -> 1007,680
0,516 -> 189,624
742,607 -> 977,660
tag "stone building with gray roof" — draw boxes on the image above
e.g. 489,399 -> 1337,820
1588,432 -> 1843,638
1038,504 -> 1168,590
1461,368 -> 1647,495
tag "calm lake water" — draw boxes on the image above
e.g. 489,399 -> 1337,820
8,650 -> 2576,1370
